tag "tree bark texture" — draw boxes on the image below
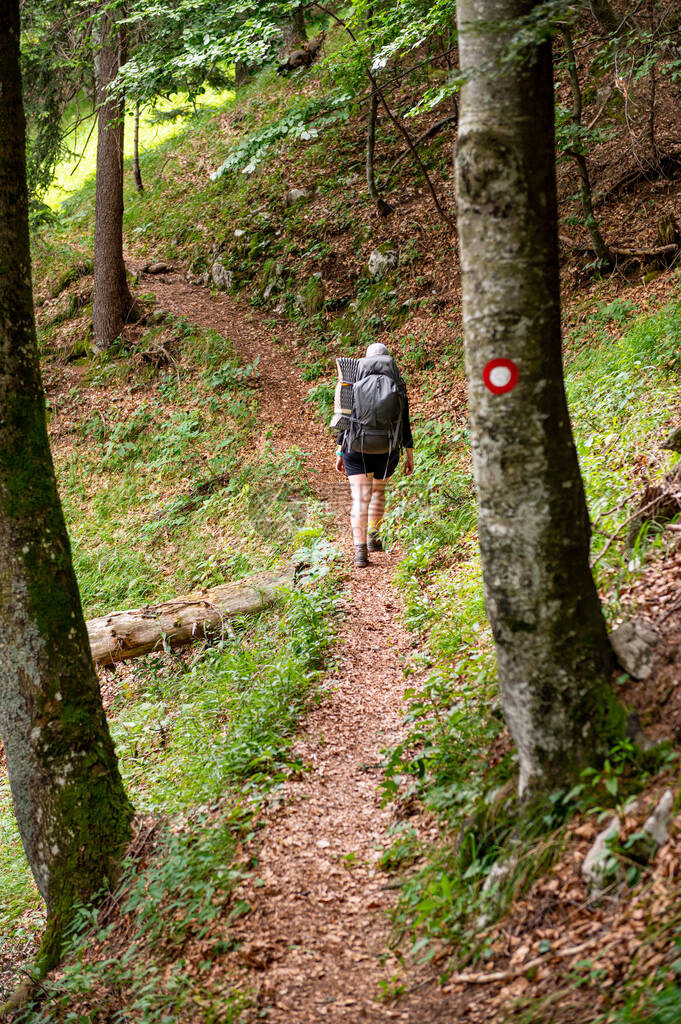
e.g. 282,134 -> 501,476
88,568 -> 296,666
93,7 -> 134,350
0,3 -> 133,971
132,100 -> 144,192
454,0 -> 624,795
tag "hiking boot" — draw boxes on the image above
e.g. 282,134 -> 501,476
367,530 -> 383,553
353,543 -> 369,568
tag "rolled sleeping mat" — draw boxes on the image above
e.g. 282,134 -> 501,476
329,356 -> 360,430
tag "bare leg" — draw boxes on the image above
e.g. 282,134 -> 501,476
348,473 -> 373,545
368,477 -> 388,534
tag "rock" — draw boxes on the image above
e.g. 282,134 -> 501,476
368,245 -> 398,280
582,815 -> 621,892
201,272 -> 211,288
234,228 -> 246,238
211,260 -> 233,291
285,188 -> 309,207
262,261 -> 286,302
626,710 -> 654,751
662,425 -> 681,453
477,854 -> 518,928
482,859 -> 511,895
643,789 -> 674,849
609,619 -> 659,680
298,274 -> 325,316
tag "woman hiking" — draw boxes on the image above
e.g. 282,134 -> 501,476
334,343 -> 414,567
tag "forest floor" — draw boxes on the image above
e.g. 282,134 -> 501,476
4,36 -> 681,1019
140,273 -> 456,1022
121,271 -> 681,1024
3,264 -> 681,1023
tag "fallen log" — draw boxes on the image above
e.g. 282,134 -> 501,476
87,567 -> 296,666
559,234 -> 679,260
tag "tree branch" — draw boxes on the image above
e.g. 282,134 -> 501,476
311,1 -> 453,228
385,113 -> 458,181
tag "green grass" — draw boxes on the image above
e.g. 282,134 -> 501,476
113,545 -> 340,813
14,534 -> 340,1023
378,291 -> 681,969
0,303 -> 340,1021
17,32 -> 681,1017
568,291 -> 681,612
51,316 -> 312,616
5,532 -> 340,1021
45,88 -> 235,210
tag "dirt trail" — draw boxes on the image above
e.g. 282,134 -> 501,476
144,276 -> 454,1022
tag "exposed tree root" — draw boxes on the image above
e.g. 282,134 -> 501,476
598,152 -> 681,203
447,937 -> 604,986
559,233 -> 679,262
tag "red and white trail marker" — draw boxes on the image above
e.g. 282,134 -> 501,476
482,358 -> 519,395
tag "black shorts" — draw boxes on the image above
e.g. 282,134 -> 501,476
342,450 -> 399,478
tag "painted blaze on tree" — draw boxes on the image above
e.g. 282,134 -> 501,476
0,2 -> 133,973
454,0 -> 625,794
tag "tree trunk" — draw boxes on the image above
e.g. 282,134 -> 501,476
0,3 -> 133,974
88,567 -> 296,666
454,0 -> 624,796
588,0 -> 623,34
279,3 -> 307,54
563,28 -> 613,266
93,7 -> 134,350
235,60 -> 251,86
366,78 -> 391,216
132,99 -> 144,192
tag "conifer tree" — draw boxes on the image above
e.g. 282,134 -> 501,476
93,4 -> 135,349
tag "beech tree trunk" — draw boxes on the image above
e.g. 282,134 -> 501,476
88,568 -> 296,666
454,0 -> 624,795
93,7 -> 134,350
132,99 -> 144,192
0,3 -> 133,973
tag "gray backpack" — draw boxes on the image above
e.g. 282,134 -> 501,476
348,355 -> 405,455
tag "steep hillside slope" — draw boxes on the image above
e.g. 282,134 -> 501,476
3,20 -> 681,1023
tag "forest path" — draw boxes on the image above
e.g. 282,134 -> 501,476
142,275 -> 453,1022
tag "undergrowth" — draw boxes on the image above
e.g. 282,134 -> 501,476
1,273 -> 342,1022
379,293 -> 681,976
52,315 -> 311,616
12,536 -> 340,1023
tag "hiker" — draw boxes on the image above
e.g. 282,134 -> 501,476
334,343 -> 414,567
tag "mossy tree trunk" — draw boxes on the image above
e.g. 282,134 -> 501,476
132,99 -> 144,192
93,6 -> 134,350
0,3 -> 133,974
454,0 -> 625,795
